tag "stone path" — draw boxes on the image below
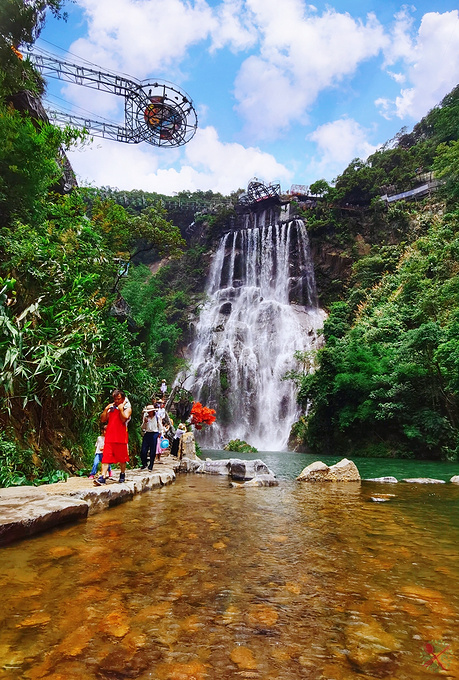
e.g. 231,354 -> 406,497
0,458 -> 180,547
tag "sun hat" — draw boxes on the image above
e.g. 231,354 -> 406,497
145,404 -> 156,412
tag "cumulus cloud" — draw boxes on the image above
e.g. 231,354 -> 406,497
67,125 -> 291,194
307,118 -> 378,181
379,9 -> 459,120
234,3 -> 388,138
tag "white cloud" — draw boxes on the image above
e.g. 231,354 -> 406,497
67,125 -> 291,194
379,9 -> 459,120
307,117 -> 378,181
72,0 -> 215,77
234,3 -> 388,138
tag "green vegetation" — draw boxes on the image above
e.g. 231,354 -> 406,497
292,86 -> 459,461
224,439 -> 258,454
0,50 -> 188,484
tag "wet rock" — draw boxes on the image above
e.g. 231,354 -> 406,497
193,457 -> 278,486
401,478 -> 446,484
0,487 -> 88,546
450,475 -> 459,483
297,458 -> 361,482
230,646 -> 258,670
231,474 -> 279,487
369,494 -> 396,503
179,457 -> 202,473
345,617 -> 400,673
365,476 -> 398,483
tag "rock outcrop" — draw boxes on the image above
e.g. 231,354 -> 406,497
296,458 -> 360,482
180,432 -> 197,458
181,457 -> 278,486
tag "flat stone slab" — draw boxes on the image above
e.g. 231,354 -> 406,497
400,478 -> 446,484
0,460 -> 180,546
0,489 -> 88,546
365,477 -> 398,483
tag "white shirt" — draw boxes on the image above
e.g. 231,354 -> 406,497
142,412 -> 162,433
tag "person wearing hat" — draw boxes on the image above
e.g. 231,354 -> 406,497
140,404 -> 164,470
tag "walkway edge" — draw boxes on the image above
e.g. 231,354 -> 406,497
0,459 -> 181,547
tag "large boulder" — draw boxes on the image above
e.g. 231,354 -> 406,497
297,458 -> 360,482
228,459 -> 271,481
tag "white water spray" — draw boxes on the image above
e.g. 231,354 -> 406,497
185,214 -> 326,451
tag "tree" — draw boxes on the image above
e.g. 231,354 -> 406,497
0,0 -> 65,97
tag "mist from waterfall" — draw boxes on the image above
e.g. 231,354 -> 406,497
185,214 -> 326,451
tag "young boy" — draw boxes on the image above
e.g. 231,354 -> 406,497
88,424 -> 112,479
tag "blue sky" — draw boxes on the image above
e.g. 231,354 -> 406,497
36,0 -> 459,195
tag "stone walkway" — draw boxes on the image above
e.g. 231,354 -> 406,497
0,457 -> 181,547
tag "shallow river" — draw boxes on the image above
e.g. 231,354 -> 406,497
1,454 -> 459,679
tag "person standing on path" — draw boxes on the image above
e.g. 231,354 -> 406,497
160,379 -> 167,398
94,389 -> 132,485
140,405 -> 163,470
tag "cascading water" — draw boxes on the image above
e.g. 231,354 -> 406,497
185,211 -> 326,451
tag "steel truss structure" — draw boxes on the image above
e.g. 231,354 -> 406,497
29,52 -> 198,148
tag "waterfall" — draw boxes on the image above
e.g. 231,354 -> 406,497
185,214 -> 326,451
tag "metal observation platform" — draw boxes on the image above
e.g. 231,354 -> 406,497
27,51 -> 198,148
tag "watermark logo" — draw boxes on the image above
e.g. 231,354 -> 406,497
421,640 -> 452,672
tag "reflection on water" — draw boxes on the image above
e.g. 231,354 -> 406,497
1,475 -> 459,679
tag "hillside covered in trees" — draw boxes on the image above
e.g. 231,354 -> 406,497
289,85 -> 459,461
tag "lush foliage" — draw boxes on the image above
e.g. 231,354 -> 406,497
292,85 -> 459,460
223,439 -> 258,453
0,0 -> 65,97
298,207 -> 459,460
0,98 -> 188,484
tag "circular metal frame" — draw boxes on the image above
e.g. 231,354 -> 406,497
133,81 -> 198,148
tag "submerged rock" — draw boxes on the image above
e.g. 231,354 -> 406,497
296,458 -> 360,482
401,478 -> 446,484
365,476 -> 398,483
369,494 -> 396,502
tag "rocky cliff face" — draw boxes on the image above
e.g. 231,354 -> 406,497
8,90 -> 78,194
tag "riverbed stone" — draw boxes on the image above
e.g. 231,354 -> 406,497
400,478 -> 446,484
231,474 -> 279,487
297,458 -> 361,482
365,476 -> 398,483
369,494 -> 396,502
450,475 -> 459,483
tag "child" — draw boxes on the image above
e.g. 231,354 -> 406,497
88,424 -> 112,479
170,423 -> 187,458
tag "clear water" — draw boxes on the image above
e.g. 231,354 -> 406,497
1,454 -> 459,679
205,449 -> 459,482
